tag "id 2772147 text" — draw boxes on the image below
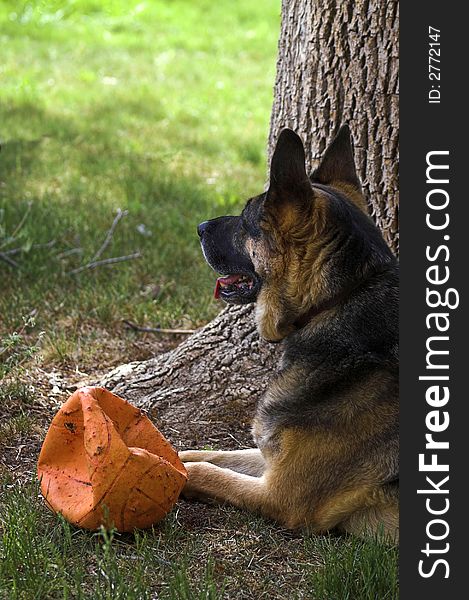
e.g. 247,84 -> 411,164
428,26 -> 441,104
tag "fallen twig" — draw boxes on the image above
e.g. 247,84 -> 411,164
68,252 -> 141,275
2,239 -> 56,256
91,208 -> 128,262
1,201 -> 33,249
55,247 -> 83,260
0,252 -> 19,268
123,320 -> 197,335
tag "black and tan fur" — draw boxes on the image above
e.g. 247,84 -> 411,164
180,126 -> 399,542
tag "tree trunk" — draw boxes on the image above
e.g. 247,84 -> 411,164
268,0 -> 399,254
101,0 -> 399,444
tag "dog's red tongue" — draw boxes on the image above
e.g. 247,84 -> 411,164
214,275 -> 240,299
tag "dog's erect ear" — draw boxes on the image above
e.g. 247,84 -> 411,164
268,129 -> 309,193
311,125 -> 359,188
266,129 -> 311,210
311,125 -> 367,212
265,130 -> 312,230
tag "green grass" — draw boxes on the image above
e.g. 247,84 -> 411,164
0,481 -> 223,599
0,480 -> 398,600
0,315 -> 41,379
306,533 -> 399,599
0,0 -> 279,362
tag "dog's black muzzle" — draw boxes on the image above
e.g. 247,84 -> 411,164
198,216 -> 261,304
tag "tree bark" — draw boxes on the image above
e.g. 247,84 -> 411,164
101,0 -> 399,442
269,0 -> 399,254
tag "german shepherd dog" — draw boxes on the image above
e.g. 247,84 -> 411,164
180,126 -> 399,541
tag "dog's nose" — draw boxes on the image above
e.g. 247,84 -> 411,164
197,221 -> 208,238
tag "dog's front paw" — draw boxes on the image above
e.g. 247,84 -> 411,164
180,462 -> 217,503
179,450 -> 207,463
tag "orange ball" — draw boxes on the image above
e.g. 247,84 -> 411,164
37,386 -> 187,531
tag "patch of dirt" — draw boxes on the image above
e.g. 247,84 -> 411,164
172,502 -> 318,599
0,329 -> 181,483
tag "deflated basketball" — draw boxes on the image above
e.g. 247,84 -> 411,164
37,386 -> 187,532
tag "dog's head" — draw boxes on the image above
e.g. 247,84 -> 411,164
198,126 -> 393,342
